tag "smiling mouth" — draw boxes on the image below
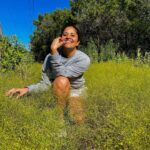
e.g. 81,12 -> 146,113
64,39 -> 74,44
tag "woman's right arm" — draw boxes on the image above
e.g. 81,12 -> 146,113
27,68 -> 51,93
6,54 -> 52,98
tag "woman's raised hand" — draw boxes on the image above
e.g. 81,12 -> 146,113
50,37 -> 65,55
6,88 -> 29,99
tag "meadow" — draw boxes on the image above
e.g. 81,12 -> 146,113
0,61 -> 150,149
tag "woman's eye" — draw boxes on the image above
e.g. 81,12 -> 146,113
62,33 -> 67,36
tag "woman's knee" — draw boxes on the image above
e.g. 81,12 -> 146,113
53,76 -> 70,90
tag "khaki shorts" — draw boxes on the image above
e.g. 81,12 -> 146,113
70,86 -> 87,97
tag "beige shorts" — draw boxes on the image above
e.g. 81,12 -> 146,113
70,86 -> 87,97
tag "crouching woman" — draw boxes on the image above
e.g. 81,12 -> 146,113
6,25 -> 90,124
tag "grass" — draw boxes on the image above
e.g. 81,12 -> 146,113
0,61 -> 150,149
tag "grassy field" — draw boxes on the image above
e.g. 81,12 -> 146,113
0,61 -> 150,149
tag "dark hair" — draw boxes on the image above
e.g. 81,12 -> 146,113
60,24 -> 80,41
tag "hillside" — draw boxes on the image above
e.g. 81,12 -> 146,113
0,61 -> 150,149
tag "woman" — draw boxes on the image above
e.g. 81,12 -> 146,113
6,25 -> 90,124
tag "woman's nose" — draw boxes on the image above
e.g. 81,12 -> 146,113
65,34 -> 71,39
66,36 -> 69,39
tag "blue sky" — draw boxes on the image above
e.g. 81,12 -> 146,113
0,0 -> 70,48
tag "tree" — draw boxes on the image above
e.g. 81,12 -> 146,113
71,0 -> 150,58
70,0 -> 127,59
125,0 -> 150,55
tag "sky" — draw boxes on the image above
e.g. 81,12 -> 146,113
0,0 -> 70,49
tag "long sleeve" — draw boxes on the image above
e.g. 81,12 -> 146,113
50,51 -> 90,78
27,55 -> 51,92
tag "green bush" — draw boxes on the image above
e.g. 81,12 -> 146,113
114,52 -> 129,63
0,36 -> 33,72
144,52 -> 150,66
82,38 -> 98,63
100,39 -> 119,61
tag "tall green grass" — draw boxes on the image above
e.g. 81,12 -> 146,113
0,61 -> 150,149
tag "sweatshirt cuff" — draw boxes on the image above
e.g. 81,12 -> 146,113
26,85 -> 34,92
50,51 -> 60,60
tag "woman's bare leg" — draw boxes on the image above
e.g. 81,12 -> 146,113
52,76 -> 70,117
68,96 -> 85,124
53,76 -> 85,124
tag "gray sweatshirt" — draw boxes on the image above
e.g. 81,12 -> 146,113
27,49 -> 90,92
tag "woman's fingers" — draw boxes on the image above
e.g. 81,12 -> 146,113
6,88 -> 28,98
16,91 -> 26,99
58,37 -> 66,45
16,88 -> 29,99
6,88 -> 17,97
50,37 -> 65,52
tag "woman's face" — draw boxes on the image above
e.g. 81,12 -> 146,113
61,26 -> 80,49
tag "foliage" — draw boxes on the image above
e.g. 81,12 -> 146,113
144,52 -> 150,66
99,39 -> 119,61
114,52 -> 129,63
71,0 -> 150,57
81,38 -> 98,62
1,61 -> 150,149
0,36 -> 33,72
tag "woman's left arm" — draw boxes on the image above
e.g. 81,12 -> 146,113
50,52 -> 90,78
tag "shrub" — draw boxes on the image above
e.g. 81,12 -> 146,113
0,36 -> 33,72
144,52 -> 150,66
82,38 -> 98,63
100,39 -> 119,61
